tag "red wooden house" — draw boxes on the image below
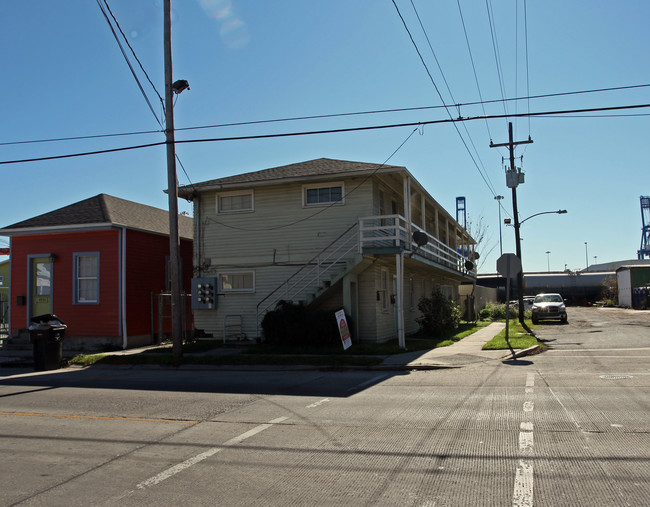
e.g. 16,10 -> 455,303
0,194 -> 193,350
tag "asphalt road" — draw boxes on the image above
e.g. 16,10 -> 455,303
0,307 -> 648,506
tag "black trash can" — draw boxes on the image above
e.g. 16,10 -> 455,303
29,314 -> 67,371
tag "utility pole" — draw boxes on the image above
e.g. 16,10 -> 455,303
164,0 -> 183,360
490,122 -> 532,326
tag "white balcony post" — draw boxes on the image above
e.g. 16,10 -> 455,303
396,252 -> 406,349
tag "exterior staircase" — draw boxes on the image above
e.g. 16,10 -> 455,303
256,222 -> 361,335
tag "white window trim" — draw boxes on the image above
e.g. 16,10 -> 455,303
218,270 -> 256,293
73,252 -> 100,305
216,189 -> 254,214
302,181 -> 345,207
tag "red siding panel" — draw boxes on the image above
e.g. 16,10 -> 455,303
10,230 -> 120,337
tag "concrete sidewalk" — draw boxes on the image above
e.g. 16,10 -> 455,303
1,322 -> 536,371
380,322 -> 514,369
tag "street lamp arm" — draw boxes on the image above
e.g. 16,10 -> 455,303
519,209 -> 567,226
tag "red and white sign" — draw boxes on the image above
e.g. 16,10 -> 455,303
335,309 -> 352,350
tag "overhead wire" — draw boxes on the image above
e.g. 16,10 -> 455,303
457,0 -> 493,142
96,0 -> 162,128
485,0 -> 508,120
204,127 -> 420,232
101,0 -> 165,119
409,0 -> 497,196
3,103 -> 648,166
392,0 -> 498,197
98,0 -> 196,191
1,83 -> 648,147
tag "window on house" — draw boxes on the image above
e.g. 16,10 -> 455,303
0,274 -> 4,286
303,183 -> 344,206
217,190 -> 254,213
219,271 -> 255,293
74,253 -> 99,304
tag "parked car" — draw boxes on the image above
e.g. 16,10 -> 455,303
509,297 -> 534,309
531,293 -> 567,324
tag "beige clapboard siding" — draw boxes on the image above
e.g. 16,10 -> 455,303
199,179 -> 372,265
194,178 -> 373,340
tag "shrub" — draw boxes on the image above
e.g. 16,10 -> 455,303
261,300 -> 343,348
416,289 -> 461,336
479,304 -> 518,321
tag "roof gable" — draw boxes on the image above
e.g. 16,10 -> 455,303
0,194 -> 193,239
179,158 -> 406,195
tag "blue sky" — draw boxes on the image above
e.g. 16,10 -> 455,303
1,0 -> 649,273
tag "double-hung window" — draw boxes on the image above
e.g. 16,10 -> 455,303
217,190 -> 254,214
303,182 -> 344,207
74,252 -> 99,304
218,271 -> 255,293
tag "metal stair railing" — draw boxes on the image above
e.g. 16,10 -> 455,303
256,222 -> 360,336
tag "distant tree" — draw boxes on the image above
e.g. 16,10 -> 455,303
466,215 -> 497,272
601,275 -> 618,306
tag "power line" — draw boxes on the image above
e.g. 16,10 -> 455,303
101,0 -> 165,116
96,0 -> 162,128
392,0 -> 498,197
457,0 -> 493,142
2,83 -> 648,147
3,103 -> 648,166
205,128 -> 420,232
486,0 -> 508,119
408,0 -> 497,196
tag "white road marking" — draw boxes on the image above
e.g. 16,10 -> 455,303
519,426 -> 534,454
513,460 -> 534,507
136,416 -> 288,490
306,398 -> 330,408
525,373 -> 535,388
513,375 -> 535,506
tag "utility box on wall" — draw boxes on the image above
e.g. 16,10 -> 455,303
191,277 -> 217,310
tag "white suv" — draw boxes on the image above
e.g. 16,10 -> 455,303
531,293 -> 567,324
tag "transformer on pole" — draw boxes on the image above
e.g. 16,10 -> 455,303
639,196 -> 650,259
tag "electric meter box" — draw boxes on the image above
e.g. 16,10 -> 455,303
191,277 -> 218,310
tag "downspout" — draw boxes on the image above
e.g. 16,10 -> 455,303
120,226 -> 128,349
194,195 -> 201,276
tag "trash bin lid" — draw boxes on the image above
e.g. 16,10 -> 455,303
30,314 -> 66,326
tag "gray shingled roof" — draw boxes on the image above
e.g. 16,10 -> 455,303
178,158 -> 406,196
0,194 -> 193,239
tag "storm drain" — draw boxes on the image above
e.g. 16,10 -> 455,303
599,374 -> 633,380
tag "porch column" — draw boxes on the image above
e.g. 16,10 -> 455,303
396,252 -> 405,349
434,208 -> 439,239
403,174 -> 411,247
420,194 -> 426,232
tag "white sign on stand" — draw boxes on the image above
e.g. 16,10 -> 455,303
335,309 -> 352,350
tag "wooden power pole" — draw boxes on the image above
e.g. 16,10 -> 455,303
490,122 -> 532,326
164,0 -> 183,360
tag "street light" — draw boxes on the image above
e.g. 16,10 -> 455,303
520,209 -> 567,226
495,195 -> 504,256
513,209 -> 568,325
585,242 -> 589,271
546,251 -> 551,272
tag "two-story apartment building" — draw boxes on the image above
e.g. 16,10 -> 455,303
179,158 -> 476,347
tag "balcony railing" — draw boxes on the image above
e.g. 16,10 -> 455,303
358,214 -> 475,275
